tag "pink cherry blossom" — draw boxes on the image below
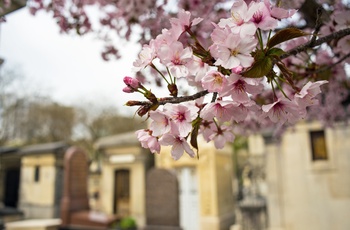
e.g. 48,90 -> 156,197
159,133 -> 195,160
133,42 -> 156,72
186,56 -> 211,86
135,129 -> 161,154
334,11 -> 350,31
264,0 -> 297,19
218,0 -> 257,38
200,101 -> 235,122
169,9 -> 203,39
231,100 -> 260,123
249,1 -> 278,30
153,29 -> 179,50
164,102 -> 199,137
335,36 -> 350,56
294,80 -> 328,108
201,70 -> 227,93
210,24 -> 232,45
149,110 -> 171,137
210,33 -> 256,69
221,73 -> 263,102
261,98 -> 301,125
209,125 -> 235,149
200,120 -> 216,142
158,41 -> 193,78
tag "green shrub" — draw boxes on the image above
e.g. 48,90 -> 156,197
119,217 -> 137,230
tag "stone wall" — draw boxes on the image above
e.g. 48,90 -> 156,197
264,121 -> 350,230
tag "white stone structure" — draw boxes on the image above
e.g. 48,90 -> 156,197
250,121 -> 350,230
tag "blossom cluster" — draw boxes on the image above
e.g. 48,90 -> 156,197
124,0 -> 336,160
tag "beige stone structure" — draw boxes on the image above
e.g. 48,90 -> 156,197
95,132 -> 154,228
156,138 -> 236,230
249,121 -> 350,230
18,142 -> 68,219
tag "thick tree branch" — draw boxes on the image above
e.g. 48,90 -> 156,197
280,28 -> 350,60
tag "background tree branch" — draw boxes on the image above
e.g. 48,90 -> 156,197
280,28 -> 350,60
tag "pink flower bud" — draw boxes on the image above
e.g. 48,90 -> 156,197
122,86 -> 134,93
123,76 -> 140,89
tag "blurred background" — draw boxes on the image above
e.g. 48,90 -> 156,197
0,1 -> 350,230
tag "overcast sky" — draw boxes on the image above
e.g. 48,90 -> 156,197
0,8 -> 144,114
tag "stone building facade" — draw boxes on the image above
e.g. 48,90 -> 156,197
94,132 -> 154,227
18,142 -> 68,219
249,121 -> 350,230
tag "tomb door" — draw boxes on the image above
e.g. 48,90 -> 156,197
4,168 -> 20,207
114,169 -> 130,215
177,167 -> 200,230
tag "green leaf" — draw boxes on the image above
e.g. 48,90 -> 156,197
241,51 -> 273,78
267,28 -> 309,48
266,47 -> 286,57
190,117 -> 202,159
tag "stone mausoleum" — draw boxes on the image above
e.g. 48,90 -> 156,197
95,132 -> 154,227
156,137 -> 236,230
18,142 -> 68,219
249,121 -> 350,230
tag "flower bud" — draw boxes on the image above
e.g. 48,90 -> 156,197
125,100 -> 140,106
167,84 -> 178,97
123,76 -> 140,89
137,105 -> 150,117
123,86 -> 134,93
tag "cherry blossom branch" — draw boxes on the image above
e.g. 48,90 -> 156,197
280,28 -> 350,60
158,90 -> 209,105
129,28 -> 350,108
127,90 -> 209,106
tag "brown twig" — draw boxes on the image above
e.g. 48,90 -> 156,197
309,7 -> 323,46
280,28 -> 350,60
127,90 -> 209,106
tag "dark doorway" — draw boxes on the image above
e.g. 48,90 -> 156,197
113,169 -> 130,215
4,168 -> 20,207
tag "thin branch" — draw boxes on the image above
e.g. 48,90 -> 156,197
158,90 -> 209,105
309,7 -> 323,46
127,90 -> 209,106
280,28 -> 350,60
314,52 -> 350,74
211,92 -> 218,103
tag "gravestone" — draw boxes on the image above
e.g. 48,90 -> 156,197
60,146 -> 119,229
60,146 -> 89,226
144,168 -> 182,230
